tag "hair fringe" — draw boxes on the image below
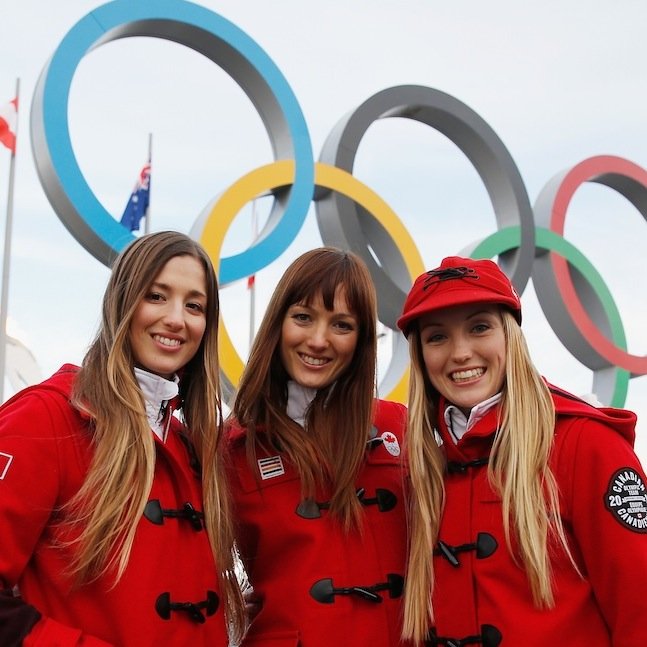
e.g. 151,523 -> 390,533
232,248 -> 377,532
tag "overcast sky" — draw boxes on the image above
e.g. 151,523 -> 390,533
1,0 -> 646,461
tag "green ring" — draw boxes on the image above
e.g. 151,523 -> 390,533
471,226 -> 629,406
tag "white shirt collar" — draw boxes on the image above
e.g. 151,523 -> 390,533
444,392 -> 501,444
286,380 -> 317,428
134,367 -> 180,441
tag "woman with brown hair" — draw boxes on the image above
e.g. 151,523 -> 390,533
0,231 -> 245,646
227,247 -> 409,645
398,255 -> 647,646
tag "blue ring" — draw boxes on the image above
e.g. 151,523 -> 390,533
31,0 -> 314,282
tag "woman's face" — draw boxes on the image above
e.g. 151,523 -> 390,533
280,288 -> 359,390
418,303 -> 506,415
129,255 -> 208,379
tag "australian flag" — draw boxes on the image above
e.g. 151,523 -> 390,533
120,161 -> 151,231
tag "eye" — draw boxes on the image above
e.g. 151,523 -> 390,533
334,319 -> 356,332
290,311 -> 311,323
472,322 -> 492,334
146,291 -> 165,302
422,331 -> 445,344
186,301 -> 205,313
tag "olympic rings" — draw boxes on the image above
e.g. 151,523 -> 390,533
471,226 -> 630,407
30,0 -> 314,282
30,1 -> 647,407
533,155 -> 647,374
193,160 -> 424,402
316,84 -> 536,322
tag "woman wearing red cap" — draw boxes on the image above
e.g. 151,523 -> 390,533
397,256 -> 647,646
226,248 -> 409,645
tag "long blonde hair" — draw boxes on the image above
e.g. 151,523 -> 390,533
67,231 -> 245,641
231,247 -> 377,531
402,309 -> 574,642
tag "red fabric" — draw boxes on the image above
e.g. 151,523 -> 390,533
430,383 -> 647,646
0,365 -> 230,646
397,256 -> 522,334
227,400 -> 411,646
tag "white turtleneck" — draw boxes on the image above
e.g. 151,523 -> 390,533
444,392 -> 501,444
286,380 -> 317,428
134,367 -> 180,441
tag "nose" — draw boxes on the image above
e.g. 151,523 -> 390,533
162,299 -> 185,330
450,334 -> 472,363
306,322 -> 329,350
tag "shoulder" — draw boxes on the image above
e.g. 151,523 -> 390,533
372,398 -> 407,439
0,365 -> 81,428
549,382 -> 637,447
223,417 -> 248,449
364,400 -> 406,463
549,386 -> 642,494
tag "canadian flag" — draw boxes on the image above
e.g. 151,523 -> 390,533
0,98 -> 18,153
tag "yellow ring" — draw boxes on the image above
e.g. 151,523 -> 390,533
198,160 -> 424,402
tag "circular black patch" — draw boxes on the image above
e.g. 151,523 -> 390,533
604,467 -> 647,533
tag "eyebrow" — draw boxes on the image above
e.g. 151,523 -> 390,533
289,303 -> 357,319
150,281 -> 207,299
421,309 -> 495,328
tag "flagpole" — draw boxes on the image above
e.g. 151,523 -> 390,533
249,199 -> 257,353
0,78 -> 19,402
144,132 -> 152,234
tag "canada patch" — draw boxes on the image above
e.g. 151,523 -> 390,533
605,467 -> 647,533
380,431 -> 400,457
0,452 -> 13,480
257,455 -> 285,480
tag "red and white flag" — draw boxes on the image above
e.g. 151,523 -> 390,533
0,98 -> 18,153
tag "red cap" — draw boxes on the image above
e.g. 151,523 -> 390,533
397,256 -> 522,335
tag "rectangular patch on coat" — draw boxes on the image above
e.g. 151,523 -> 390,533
0,452 -> 13,480
258,455 -> 285,480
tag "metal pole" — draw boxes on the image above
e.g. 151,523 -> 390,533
0,78 -> 20,402
144,132 -> 152,234
248,199 -> 258,353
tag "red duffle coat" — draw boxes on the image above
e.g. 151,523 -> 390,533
227,399 -> 410,646
0,365 -> 230,646
429,384 -> 647,646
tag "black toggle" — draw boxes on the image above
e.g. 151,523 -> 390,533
295,498 -> 330,519
446,458 -> 489,474
310,574 -> 403,604
155,591 -> 219,623
435,533 -> 498,567
427,624 -> 502,647
357,487 -> 398,512
296,487 -> 397,519
144,499 -> 205,531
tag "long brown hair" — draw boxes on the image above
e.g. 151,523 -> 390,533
402,309 -> 575,642
231,247 -> 377,530
68,231 -> 245,641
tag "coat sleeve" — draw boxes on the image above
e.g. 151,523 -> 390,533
0,391 -> 113,647
555,416 -> 647,646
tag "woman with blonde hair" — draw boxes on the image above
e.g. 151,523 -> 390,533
0,231 -> 245,646
227,247 -> 409,645
397,255 -> 647,646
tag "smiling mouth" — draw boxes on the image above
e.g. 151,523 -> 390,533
300,353 -> 329,367
451,367 -> 484,383
154,335 -> 181,348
